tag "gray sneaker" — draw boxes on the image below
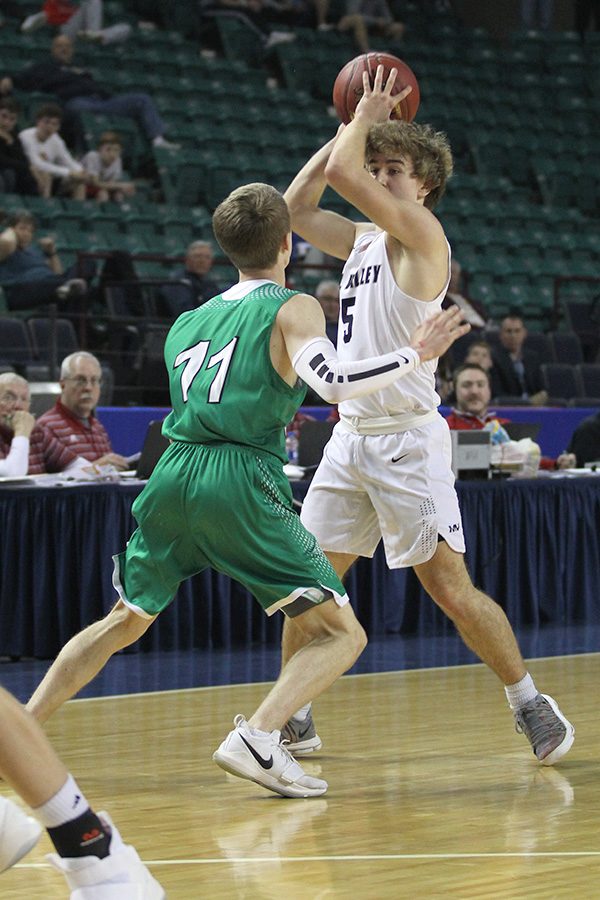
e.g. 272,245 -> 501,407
281,712 -> 322,756
514,694 -> 574,765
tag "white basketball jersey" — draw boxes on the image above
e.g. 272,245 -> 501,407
337,229 -> 450,421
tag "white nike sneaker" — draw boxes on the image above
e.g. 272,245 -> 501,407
213,714 -> 328,798
0,795 -> 42,873
47,812 -> 165,899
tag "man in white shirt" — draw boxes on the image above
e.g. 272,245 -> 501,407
0,372 -> 35,476
19,102 -> 92,199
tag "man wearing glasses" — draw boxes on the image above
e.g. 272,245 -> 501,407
29,351 -> 128,474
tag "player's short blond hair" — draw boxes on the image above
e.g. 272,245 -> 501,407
366,121 -> 453,210
213,183 -> 290,272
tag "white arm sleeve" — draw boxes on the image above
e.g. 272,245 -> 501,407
0,435 -> 30,476
292,336 -> 420,404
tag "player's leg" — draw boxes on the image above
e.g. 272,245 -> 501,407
414,541 -> 574,764
281,426 -> 378,754
253,597 -> 366,730
367,417 -> 573,765
214,596 -> 366,797
280,550 -> 357,755
281,550 -> 357,664
28,466 -> 189,724
26,600 -> 155,723
210,450 -> 367,796
0,686 -> 164,896
415,541 -> 527,683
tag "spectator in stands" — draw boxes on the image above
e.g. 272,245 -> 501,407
566,411 -> 600,466
22,0 -> 132,45
464,338 -> 493,372
442,259 -> 490,329
19,102 -> 92,199
80,129 -> 135,203
0,373 -> 36,476
0,97 -> 41,196
161,240 -> 222,317
198,0 -> 300,48
29,350 -> 128,474
445,363 -> 575,469
0,35 -> 179,153
335,0 -> 405,53
491,314 -> 548,406
440,338 -> 495,406
0,209 -> 93,312
520,0 -> 554,30
315,278 -> 339,345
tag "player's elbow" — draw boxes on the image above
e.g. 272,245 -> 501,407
324,159 -> 350,192
314,383 -> 343,404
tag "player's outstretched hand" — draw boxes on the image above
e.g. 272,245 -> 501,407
355,65 -> 412,124
410,306 -> 470,363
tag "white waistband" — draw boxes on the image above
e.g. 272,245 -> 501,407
339,408 -> 439,435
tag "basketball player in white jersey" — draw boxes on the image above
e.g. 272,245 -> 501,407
283,66 -> 574,765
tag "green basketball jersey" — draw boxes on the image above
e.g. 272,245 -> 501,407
162,281 -> 306,463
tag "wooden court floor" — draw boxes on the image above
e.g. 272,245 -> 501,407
2,653 -> 599,899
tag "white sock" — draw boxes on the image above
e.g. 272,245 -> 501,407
505,673 -> 538,710
33,775 -> 90,828
291,704 -> 311,722
247,725 -> 272,738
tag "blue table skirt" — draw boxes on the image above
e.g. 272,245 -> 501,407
1,477 -> 599,658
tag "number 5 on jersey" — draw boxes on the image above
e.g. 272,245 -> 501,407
341,295 -> 355,344
174,337 -> 239,403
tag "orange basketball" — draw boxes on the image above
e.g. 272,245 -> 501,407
332,52 -> 420,125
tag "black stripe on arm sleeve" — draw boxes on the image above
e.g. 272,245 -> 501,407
347,361 -> 400,382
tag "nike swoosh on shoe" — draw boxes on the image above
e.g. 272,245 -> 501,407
239,734 -> 274,769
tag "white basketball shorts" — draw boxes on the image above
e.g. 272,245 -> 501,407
300,413 -> 465,568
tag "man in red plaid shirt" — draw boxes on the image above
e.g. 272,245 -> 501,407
29,351 -> 128,474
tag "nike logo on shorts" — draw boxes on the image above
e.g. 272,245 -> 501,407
391,453 -> 409,463
240,734 -> 274,769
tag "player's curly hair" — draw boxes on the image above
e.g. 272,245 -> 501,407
213,183 -> 290,272
365,121 -> 453,210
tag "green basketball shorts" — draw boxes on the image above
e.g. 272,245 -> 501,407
112,441 -> 348,618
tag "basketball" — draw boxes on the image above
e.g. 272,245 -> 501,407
332,52 -> 420,125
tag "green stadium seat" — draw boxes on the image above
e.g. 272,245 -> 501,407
214,18 -> 265,68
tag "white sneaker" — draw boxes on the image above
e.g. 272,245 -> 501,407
0,796 -> 42,873
213,714 -> 328,798
152,136 -> 181,150
56,278 -> 88,301
47,812 -> 165,899
265,30 -> 296,48
21,12 -> 47,32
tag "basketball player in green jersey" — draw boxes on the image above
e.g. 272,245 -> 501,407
26,183 -> 468,799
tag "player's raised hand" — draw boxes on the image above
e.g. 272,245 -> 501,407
410,306 -> 471,362
355,65 -> 413,123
